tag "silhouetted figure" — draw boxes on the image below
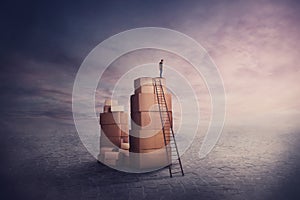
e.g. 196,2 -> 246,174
159,59 -> 163,78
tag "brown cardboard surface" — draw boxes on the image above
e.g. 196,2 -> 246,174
121,142 -> 130,150
135,85 -> 155,94
129,132 -> 170,151
119,150 -> 130,167
119,149 -> 130,157
111,105 -> 124,112
121,136 -> 129,143
130,148 -> 170,153
129,149 -> 171,169
104,99 -> 118,106
134,85 -> 167,94
134,77 -> 166,89
131,124 -> 171,131
101,124 -> 129,137
100,147 -> 115,155
100,135 -> 122,147
104,151 -> 120,160
130,93 -> 172,112
131,111 -> 172,130
129,129 -> 170,138
103,105 -> 111,113
100,112 -> 128,125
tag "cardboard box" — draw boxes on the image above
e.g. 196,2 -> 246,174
131,123 -> 171,131
135,85 -> 155,94
111,105 -> 124,112
134,77 -> 154,88
130,146 -> 172,153
100,147 -> 115,155
135,85 -> 167,94
101,124 -> 129,137
121,136 -> 129,143
119,150 -> 130,167
103,105 -> 111,113
104,151 -> 120,160
130,147 -> 171,153
129,132 -> 171,152
129,129 -> 171,138
131,111 -> 172,130
134,77 -> 166,89
100,135 -> 122,147
129,148 -> 171,169
119,149 -> 130,157
100,112 -> 128,125
130,93 -> 172,112
104,99 -> 118,106
121,142 -> 130,150
129,129 -> 170,138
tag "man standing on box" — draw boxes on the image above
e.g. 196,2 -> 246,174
159,59 -> 163,78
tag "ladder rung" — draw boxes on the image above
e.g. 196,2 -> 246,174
170,171 -> 183,175
153,79 -> 184,178
171,164 -> 183,168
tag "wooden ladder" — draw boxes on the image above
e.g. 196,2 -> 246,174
153,78 -> 184,178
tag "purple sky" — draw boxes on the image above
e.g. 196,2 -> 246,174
1,0 -> 300,130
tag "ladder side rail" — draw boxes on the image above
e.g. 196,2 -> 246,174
159,79 -> 185,176
153,79 -> 173,177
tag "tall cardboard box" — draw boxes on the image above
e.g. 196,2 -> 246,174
129,77 -> 173,169
98,99 -> 129,160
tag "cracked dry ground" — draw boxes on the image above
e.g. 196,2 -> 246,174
1,118 -> 300,200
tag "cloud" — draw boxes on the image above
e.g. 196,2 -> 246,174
1,0 -> 299,129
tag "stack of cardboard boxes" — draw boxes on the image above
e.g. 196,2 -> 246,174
98,77 -> 174,170
98,99 -> 129,166
129,77 -> 172,169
